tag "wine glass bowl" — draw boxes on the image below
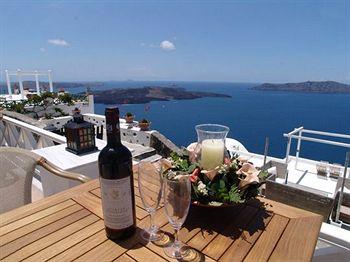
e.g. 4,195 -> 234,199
164,177 -> 191,228
163,173 -> 195,259
138,160 -> 163,242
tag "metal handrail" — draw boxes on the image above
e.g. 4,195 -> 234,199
335,152 -> 350,223
2,115 -> 66,144
302,129 -> 350,139
283,127 -> 350,184
286,134 -> 350,148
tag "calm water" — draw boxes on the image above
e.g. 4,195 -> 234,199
67,81 -> 349,163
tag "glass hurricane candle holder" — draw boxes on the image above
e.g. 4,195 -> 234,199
195,124 -> 229,170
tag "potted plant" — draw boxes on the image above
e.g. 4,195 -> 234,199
125,112 -> 134,123
138,118 -> 150,131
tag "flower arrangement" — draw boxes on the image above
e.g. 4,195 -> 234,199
163,151 -> 268,206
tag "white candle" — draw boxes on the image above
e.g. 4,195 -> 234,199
201,139 -> 225,170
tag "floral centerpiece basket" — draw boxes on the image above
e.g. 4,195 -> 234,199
163,124 -> 268,207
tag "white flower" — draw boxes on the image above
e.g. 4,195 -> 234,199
197,181 -> 208,196
218,164 -> 228,174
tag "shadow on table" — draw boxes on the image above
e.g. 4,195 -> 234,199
121,229 -> 207,261
183,198 -> 272,241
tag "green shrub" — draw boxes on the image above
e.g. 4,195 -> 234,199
44,113 -> 52,119
41,92 -> 56,100
59,93 -> 74,105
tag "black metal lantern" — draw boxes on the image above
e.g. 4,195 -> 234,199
64,111 -> 97,155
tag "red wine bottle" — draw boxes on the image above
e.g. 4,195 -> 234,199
98,107 -> 136,240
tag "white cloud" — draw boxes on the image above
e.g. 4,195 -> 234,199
40,47 -> 46,52
160,40 -> 175,51
47,38 -> 69,46
140,43 -> 146,47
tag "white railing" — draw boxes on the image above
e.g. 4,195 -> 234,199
0,115 -> 66,149
283,126 -> 350,183
0,112 -> 155,151
83,113 -> 154,147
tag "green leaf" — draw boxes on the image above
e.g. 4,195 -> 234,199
258,170 -> 269,180
219,180 -> 226,189
188,164 -> 197,173
229,185 -> 242,203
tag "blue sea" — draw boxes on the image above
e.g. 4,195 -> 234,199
66,81 -> 349,164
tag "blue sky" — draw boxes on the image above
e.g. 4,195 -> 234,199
0,0 -> 349,83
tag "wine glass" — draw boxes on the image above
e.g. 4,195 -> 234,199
138,160 -> 163,242
163,172 -> 194,259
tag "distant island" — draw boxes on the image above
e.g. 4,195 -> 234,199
91,86 -> 231,104
252,81 -> 350,93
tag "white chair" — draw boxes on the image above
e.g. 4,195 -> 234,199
0,147 -> 90,214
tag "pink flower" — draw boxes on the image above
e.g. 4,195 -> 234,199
237,163 -> 260,190
187,142 -> 200,164
224,157 -> 231,165
190,168 -> 200,183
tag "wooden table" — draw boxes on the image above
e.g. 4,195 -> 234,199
0,176 -> 322,261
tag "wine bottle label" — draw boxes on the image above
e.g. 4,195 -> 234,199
106,123 -> 120,133
100,177 -> 133,229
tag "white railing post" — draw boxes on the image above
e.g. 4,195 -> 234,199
5,70 -> 12,96
17,69 -> 25,99
35,70 -> 40,95
263,137 -> 269,166
295,129 -> 303,169
88,95 -> 94,114
335,152 -> 350,223
284,136 -> 292,184
48,70 -> 53,92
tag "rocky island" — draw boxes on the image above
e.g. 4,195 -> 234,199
252,81 -> 350,93
92,86 -> 231,104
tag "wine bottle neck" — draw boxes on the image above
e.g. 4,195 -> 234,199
106,120 -> 121,146
105,107 -> 122,147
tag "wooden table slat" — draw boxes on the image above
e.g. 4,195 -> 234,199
186,205 -> 246,251
219,209 -> 274,262
0,208 -> 91,259
0,180 -> 100,227
126,243 -> 168,262
74,231 -> 140,262
3,213 -> 98,261
73,192 -> 103,218
0,203 -> 83,246
243,214 -> 289,262
24,220 -> 105,262
113,254 -> 137,262
249,197 -> 317,219
0,199 -> 76,236
269,216 -> 323,262
48,230 -> 106,262
202,205 -> 260,260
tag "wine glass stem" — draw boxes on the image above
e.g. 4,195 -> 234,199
149,212 -> 156,234
173,227 -> 181,251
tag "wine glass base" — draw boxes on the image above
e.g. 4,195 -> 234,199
140,230 -> 170,246
164,242 -> 197,260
